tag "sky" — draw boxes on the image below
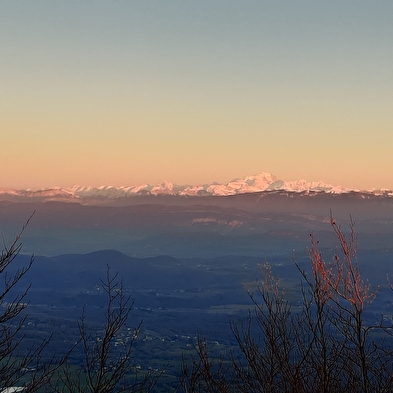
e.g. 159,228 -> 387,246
1,1 -> 392,190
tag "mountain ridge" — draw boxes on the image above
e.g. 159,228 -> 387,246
1,172 -> 392,203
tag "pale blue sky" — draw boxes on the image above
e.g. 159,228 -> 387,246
1,1 -> 392,189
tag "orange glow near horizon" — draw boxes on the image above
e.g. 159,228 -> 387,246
1,2 -> 392,190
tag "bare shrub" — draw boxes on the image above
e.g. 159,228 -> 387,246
0,213 -> 64,392
181,214 -> 393,393
52,267 -> 160,393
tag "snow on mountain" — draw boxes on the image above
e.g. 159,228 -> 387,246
150,181 -> 174,195
0,187 -> 80,203
206,172 -> 275,196
71,185 -> 137,198
0,172 -> 391,202
279,179 -> 346,193
199,172 -> 347,196
179,185 -> 209,196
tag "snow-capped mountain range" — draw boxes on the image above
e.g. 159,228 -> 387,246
1,172 -> 392,202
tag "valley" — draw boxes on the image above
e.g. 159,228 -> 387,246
1,191 -> 393,391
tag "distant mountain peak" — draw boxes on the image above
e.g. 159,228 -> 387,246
1,172 -> 392,203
